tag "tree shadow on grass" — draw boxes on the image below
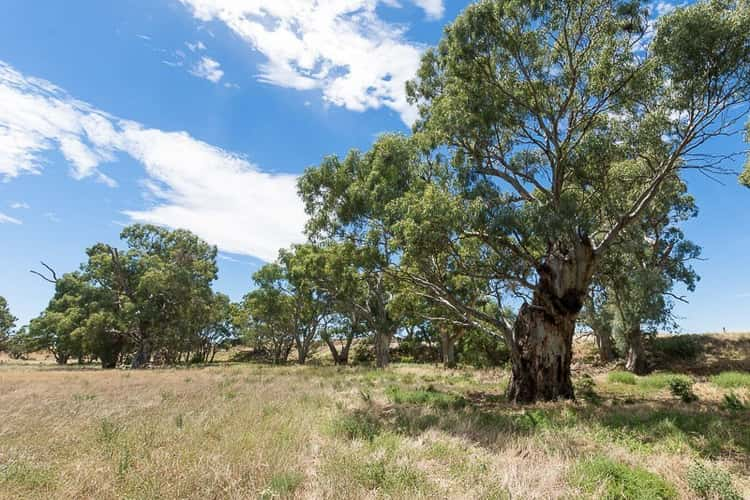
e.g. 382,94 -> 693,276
349,387 -> 750,464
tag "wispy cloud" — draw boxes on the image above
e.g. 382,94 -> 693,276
0,60 -> 305,261
43,212 -> 61,223
0,211 -> 21,224
10,201 -> 30,209
189,56 -> 224,83
178,0 -> 444,124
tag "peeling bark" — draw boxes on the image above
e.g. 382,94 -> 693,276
440,328 -> 457,368
506,238 -> 596,403
374,330 -> 392,368
595,328 -> 616,363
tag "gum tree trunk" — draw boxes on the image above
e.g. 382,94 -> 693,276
374,330 -> 391,368
440,328 -> 457,368
625,328 -> 648,375
595,328 -> 616,363
506,239 -> 596,403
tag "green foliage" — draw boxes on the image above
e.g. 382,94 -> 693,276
653,335 -> 702,361
722,392 -> 747,412
686,462 -> 742,500
570,456 -> 677,500
710,371 -> 750,389
457,328 -> 510,368
26,224 -> 232,368
608,371 -> 637,385
0,296 -> 16,352
668,378 -> 698,403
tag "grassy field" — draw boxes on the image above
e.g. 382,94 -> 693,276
1,335 -> 749,499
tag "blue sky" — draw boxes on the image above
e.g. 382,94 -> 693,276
0,1 -> 747,332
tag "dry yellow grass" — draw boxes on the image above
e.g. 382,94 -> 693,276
1,335 -> 749,499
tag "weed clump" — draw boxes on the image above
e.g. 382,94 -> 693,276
332,411 -> 381,441
686,462 -> 741,500
668,378 -> 698,403
721,392 -> 747,411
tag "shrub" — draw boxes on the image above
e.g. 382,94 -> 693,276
721,392 -> 747,411
686,462 -> 741,500
653,335 -> 701,360
668,378 -> 698,403
710,371 -> 750,389
570,456 -> 676,499
607,371 -> 637,385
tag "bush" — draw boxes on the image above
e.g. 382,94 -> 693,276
570,456 -> 676,499
457,329 -> 510,368
668,378 -> 698,403
607,371 -> 637,385
710,371 -> 750,389
654,335 -> 701,360
721,392 -> 747,411
686,462 -> 741,500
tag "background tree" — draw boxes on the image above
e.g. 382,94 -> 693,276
397,0 -> 750,402
599,181 -> 701,373
299,136 -> 424,367
0,296 -> 17,353
580,285 -> 618,364
243,264 -> 296,364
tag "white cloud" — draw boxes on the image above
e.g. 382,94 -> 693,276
412,0 -> 445,20
0,60 -> 305,261
10,201 -> 30,209
178,0 -> 439,124
0,212 -> 21,224
190,56 -> 224,83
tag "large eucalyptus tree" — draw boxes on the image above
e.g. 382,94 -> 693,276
399,0 -> 750,402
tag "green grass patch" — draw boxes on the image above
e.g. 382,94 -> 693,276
384,385 -> 466,409
607,371 -> 637,385
0,460 -> 54,489
686,462 -> 742,500
710,371 -> 750,389
592,408 -> 750,457
351,459 -> 427,495
637,373 -> 692,390
262,471 -> 304,498
570,456 -> 676,499
331,411 -> 381,441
